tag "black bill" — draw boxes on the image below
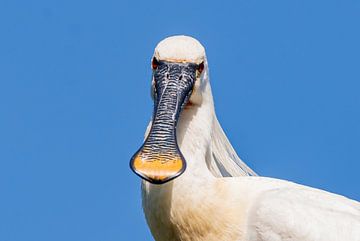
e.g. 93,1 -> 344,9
130,60 -> 198,184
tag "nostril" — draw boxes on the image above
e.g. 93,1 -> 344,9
166,73 -> 170,79
179,75 -> 183,80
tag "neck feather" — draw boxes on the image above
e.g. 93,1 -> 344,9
175,83 -> 215,180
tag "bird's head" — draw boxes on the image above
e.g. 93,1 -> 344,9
130,35 -> 208,184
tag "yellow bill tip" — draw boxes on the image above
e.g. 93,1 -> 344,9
130,153 -> 186,184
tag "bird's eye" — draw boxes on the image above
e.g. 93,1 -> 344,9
197,62 -> 204,74
152,57 -> 159,70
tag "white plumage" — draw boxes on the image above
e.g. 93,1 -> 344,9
140,35 -> 360,241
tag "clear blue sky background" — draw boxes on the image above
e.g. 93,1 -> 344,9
0,0 -> 359,240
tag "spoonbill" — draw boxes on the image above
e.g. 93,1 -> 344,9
130,35 -> 360,241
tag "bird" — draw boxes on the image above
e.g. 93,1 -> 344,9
130,35 -> 360,241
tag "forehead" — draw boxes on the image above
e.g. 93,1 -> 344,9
154,35 -> 205,64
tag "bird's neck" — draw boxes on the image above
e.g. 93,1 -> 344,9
175,84 -> 215,182
141,83 -> 241,241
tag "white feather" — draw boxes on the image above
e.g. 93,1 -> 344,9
208,115 -> 257,177
246,177 -> 360,241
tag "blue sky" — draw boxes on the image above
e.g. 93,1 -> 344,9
0,0 -> 359,240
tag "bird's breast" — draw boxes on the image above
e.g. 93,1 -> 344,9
142,179 -> 250,241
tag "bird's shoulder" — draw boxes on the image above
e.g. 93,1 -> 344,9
231,176 -> 360,241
